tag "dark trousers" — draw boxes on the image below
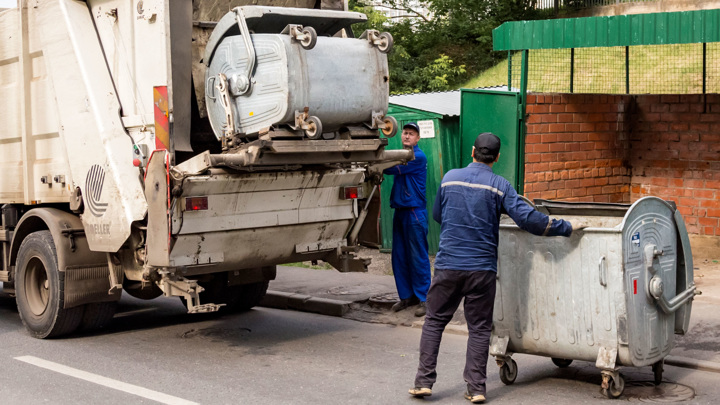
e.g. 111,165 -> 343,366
414,269 -> 496,395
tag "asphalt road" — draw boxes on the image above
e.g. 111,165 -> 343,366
0,293 -> 718,404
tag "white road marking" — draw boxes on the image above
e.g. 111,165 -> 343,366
15,356 -> 199,405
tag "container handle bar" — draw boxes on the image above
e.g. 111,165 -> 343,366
598,256 -> 607,287
233,8 -> 255,96
645,243 -> 697,314
651,280 -> 697,314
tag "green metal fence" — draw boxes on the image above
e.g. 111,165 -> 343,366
500,9 -> 720,95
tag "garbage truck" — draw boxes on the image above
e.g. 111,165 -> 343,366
0,0 -> 410,338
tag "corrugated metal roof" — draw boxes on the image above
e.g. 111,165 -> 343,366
494,9 -> 720,51
389,90 -> 461,117
389,87 -> 511,117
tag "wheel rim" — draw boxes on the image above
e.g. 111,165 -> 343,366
382,120 -> 393,136
306,122 -> 318,138
379,38 -> 388,51
24,257 -> 49,316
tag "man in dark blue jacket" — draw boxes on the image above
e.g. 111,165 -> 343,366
383,122 -> 432,317
408,132 -> 585,403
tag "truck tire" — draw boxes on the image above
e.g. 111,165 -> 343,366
185,276 -> 269,314
231,281 -> 270,312
78,302 -> 117,332
15,231 -> 83,338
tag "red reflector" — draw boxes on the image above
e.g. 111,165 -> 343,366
185,197 -> 208,211
133,158 -> 141,167
342,186 -> 361,200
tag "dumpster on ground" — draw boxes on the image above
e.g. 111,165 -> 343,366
491,197 -> 697,399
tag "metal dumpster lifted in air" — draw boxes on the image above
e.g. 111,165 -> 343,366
490,197 -> 698,399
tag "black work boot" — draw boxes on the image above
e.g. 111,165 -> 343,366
414,301 -> 427,317
391,296 -> 418,312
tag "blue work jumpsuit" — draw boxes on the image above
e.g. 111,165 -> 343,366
415,162 -> 573,395
383,145 -> 432,302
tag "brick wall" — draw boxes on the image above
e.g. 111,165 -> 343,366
524,94 -> 631,203
524,93 -> 720,236
630,95 -> 720,236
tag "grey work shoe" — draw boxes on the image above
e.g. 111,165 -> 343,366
414,301 -> 427,317
464,387 -> 486,403
391,296 -> 418,312
408,387 -> 432,397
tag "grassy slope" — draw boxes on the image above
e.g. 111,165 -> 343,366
459,44 -> 710,93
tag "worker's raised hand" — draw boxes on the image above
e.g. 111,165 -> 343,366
568,219 -> 588,232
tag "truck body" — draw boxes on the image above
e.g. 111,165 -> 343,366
0,0 -> 409,338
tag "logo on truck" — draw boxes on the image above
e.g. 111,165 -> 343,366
86,164 -> 108,217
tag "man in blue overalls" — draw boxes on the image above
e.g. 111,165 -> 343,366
408,132 -> 586,403
383,122 -> 432,317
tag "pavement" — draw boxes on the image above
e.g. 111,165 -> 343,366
261,249 -> 720,370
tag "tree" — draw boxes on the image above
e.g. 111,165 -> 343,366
349,0 -> 553,93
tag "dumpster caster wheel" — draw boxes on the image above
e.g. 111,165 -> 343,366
499,358 -> 517,385
551,358 -> 573,368
652,360 -> 664,385
304,116 -> 323,139
601,374 -> 624,399
300,26 -> 317,50
381,116 -> 398,138
377,32 -> 394,54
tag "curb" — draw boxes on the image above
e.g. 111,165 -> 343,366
665,355 -> 720,374
260,290 -> 350,317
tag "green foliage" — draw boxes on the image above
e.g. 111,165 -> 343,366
350,0 -> 554,94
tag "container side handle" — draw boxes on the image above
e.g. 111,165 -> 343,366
599,256 -> 607,287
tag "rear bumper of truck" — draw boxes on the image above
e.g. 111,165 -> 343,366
168,168 -> 364,273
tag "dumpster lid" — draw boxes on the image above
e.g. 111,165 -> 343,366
204,6 -> 367,67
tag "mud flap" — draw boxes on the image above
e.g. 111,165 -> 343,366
145,151 -> 171,267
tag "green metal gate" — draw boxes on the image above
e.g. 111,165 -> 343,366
460,89 -> 525,191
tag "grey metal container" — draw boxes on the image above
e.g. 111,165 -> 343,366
204,6 -> 390,140
490,197 -> 697,399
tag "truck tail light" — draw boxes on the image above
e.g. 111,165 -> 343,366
341,186 -> 362,200
185,196 -> 208,211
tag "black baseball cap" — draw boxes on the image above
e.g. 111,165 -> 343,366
474,132 -> 501,156
403,122 -> 420,133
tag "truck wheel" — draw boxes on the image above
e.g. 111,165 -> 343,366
78,302 -> 117,332
15,231 -> 83,338
184,275 -> 269,314
231,281 -> 270,312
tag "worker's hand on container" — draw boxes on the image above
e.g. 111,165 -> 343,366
568,219 -> 589,232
